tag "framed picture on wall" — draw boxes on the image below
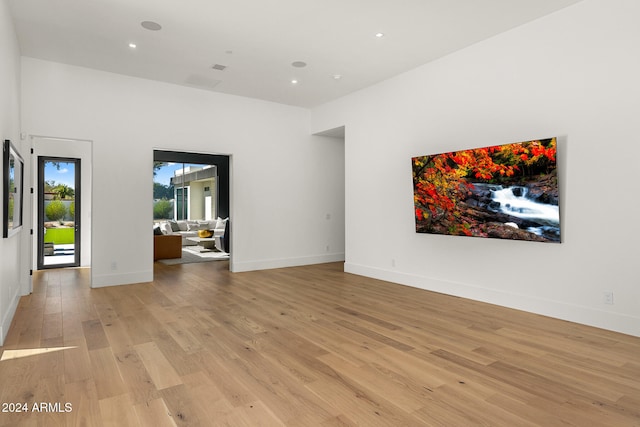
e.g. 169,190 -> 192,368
3,139 -> 24,238
412,137 -> 560,243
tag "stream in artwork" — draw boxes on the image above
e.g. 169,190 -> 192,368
478,184 -> 560,239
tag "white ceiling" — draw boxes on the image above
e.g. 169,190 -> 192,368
7,0 -> 582,108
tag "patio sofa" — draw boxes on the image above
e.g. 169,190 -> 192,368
156,218 -> 228,246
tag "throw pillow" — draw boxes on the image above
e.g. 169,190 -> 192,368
153,225 -> 163,235
215,217 -> 228,230
160,222 -> 172,235
168,220 -> 180,232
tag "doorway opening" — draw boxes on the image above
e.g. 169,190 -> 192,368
37,156 -> 81,269
153,150 -> 231,263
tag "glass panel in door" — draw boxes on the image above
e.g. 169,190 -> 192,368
38,157 -> 81,269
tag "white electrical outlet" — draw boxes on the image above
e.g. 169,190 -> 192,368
111,261 -> 117,271
603,291 -> 614,305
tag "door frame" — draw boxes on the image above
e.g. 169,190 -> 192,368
37,156 -> 81,269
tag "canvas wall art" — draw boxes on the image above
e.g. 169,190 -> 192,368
3,139 -> 25,238
412,137 -> 560,243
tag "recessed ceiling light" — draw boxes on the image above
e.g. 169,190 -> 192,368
128,43 -> 137,49
375,32 -> 385,38
141,21 -> 162,31
291,61 -> 307,68
291,79 -> 299,84
332,74 -> 342,80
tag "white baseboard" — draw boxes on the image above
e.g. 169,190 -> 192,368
91,270 -> 153,288
345,262 -> 640,338
1,285 -> 22,346
231,253 -> 345,273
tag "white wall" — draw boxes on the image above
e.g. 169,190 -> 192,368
188,180 -> 206,221
311,0 -> 640,337
20,58 -> 346,287
0,0 -> 23,345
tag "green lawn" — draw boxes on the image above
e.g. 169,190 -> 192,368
44,227 -> 75,244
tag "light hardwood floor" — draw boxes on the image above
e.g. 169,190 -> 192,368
1,261 -> 639,426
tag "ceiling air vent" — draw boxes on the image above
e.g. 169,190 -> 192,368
211,64 -> 227,71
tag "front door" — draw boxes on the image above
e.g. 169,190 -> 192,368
37,156 -> 81,269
